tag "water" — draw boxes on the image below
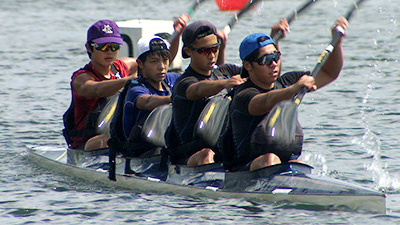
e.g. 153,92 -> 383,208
1,0 -> 399,223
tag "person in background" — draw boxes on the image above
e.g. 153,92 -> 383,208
228,17 -> 348,171
121,15 -> 189,157
166,20 -> 245,166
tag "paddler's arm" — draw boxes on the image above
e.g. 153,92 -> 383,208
269,18 -> 289,77
169,14 -> 190,62
186,75 -> 245,100
216,31 -> 227,65
72,73 -> 132,98
120,57 -> 139,79
269,18 -> 289,50
248,76 -> 316,116
314,17 -> 347,89
135,95 -> 171,111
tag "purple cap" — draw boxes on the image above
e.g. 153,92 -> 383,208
181,20 -> 218,58
87,20 -> 124,45
239,33 -> 275,61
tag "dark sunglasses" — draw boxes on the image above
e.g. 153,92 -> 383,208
254,51 -> 281,66
190,43 -> 220,56
91,43 -> 120,52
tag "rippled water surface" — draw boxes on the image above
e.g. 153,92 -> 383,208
1,0 -> 400,224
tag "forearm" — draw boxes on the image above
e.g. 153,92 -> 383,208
120,57 -> 139,78
169,35 -> 179,62
136,95 -> 171,111
324,39 -> 343,77
217,47 -> 225,65
316,17 -> 347,88
186,80 -> 225,100
216,31 -> 227,65
75,78 -> 127,98
249,86 -> 299,116
95,78 -> 129,97
170,14 -> 189,62
317,39 -> 344,88
276,43 -> 282,77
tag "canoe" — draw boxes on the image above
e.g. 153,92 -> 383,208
26,145 -> 386,214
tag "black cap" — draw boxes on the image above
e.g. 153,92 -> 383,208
181,20 -> 218,58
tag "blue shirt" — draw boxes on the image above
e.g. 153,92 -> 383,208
123,72 -> 180,138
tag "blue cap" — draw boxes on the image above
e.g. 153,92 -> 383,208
239,33 -> 275,61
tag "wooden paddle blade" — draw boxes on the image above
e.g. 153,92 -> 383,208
195,96 -> 231,147
251,100 -> 302,157
141,104 -> 172,147
96,94 -> 119,138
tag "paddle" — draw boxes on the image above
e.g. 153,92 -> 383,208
96,94 -> 119,138
223,0 -> 263,35
272,0 -> 319,43
195,0 -> 319,148
167,0 -> 208,43
141,104 -> 173,147
194,0 -> 267,148
261,0 -> 367,151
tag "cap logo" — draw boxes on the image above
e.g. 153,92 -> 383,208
102,25 -> 113,34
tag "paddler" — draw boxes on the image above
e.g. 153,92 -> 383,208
227,17 -> 348,171
121,15 -> 189,157
165,20 -> 246,166
63,20 -> 138,150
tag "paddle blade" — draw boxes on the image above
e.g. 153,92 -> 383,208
251,100 -> 303,158
141,104 -> 172,147
97,94 -> 119,138
195,96 -> 231,147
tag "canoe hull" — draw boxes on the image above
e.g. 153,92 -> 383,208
26,146 -> 386,214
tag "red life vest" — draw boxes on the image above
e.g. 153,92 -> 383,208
63,59 -> 130,148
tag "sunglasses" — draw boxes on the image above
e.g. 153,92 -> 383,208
254,51 -> 281,66
190,43 -> 220,56
91,43 -> 120,52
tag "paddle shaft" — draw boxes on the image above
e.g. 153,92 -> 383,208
293,0 -> 367,104
168,0 -> 207,43
272,0 -> 319,42
223,0 -> 263,35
